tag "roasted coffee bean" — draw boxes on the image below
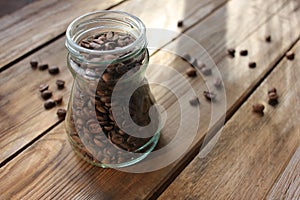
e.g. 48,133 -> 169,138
39,64 -> 49,70
252,103 -> 265,114
39,83 -> 49,92
30,60 -> 38,69
177,20 -> 183,27
286,51 -> 295,60
54,96 -> 63,105
201,67 -> 212,76
186,67 -> 197,77
240,49 -> 248,56
265,35 -> 272,42
56,79 -> 65,89
268,87 -> 277,94
44,99 -> 56,109
189,96 -> 200,106
56,108 -> 67,120
48,66 -> 60,75
268,91 -> 278,106
182,54 -> 191,62
203,91 -> 216,101
41,90 -> 52,100
227,48 -> 236,57
214,78 -> 223,89
248,62 -> 256,68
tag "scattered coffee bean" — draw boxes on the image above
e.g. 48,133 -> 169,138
44,99 -> 56,110
177,20 -> 183,27
227,48 -> 236,57
39,83 -> 49,92
38,64 -> 49,71
54,96 -> 63,105
182,54 -> 191,62
41,90 -> 52,100
57,108 -> 67,120
214,78 -> 223,89
265,35 -> 272,42
186,67 -> 197,77
189,96 -> 200,106
30,60 -> 38,69
252,103 -> 265,115
56,79 -> 65,89
267,88 -> 278,106
48,66 -> 60,75
240,49 -> 248,56
201,67 -> 212,76
248,62 -> 256,68
286,51 -> 295,60
268,87 -> 277,94
203,91 -> 216,101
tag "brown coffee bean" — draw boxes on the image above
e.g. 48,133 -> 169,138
94,138 -> 104,148
189,96 -> 200,106
39,83 -> 49,92
54,96 -> 63,105
214,78 -> 223,89
252,103 -> 265,114
286,51 -> 295,60
56,108 -> 67,120
268,87 -> 277,94
39,64 -> 49,70
268,91 -> 278,106
248,62 -> 256,68
44,99 -> 56,109
177,20 -> 183,27
240,49 -> 248,56
265,35 -> 271,42
203,91 -> 216,101
56,79 -> 65,89
48,66 -> 60,75
186,67 -> 197,77
227,48 -> 236,57
30,60 -> 38,69
41,90 -> 52,100
111,133 -> 124,145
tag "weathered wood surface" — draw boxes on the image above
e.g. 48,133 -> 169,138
266,147 -> 300,200
158,40 -> 300,200
1,0 -> 299,199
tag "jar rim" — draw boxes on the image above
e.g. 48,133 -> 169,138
66,10 -> 146,56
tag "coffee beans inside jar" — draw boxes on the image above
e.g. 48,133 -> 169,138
65,11 -> 160,168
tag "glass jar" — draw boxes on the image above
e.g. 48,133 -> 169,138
65,11 -> 160,168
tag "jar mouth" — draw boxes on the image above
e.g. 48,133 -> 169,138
66,10 -> 146,56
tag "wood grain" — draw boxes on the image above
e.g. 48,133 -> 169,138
158,40 -> 300,200
266,147 -> 300,200
1,0 -> 299,199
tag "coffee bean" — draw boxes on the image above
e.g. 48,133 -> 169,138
265,35 -> 271,42
252,103 -> 265,115
186,67 -> 197,77
39,83 -> 49,92
56,79 -> 65,89
268,91 -> 278,106
30,60 -> 38,69
203,91 -> 216,101
214,78 -> 223,89
44,99 -> 56,109
56,108 -> 67,120
268,87 -> 277,94
177,20 -> 183,27
54,96 -> 63,105
48,66 -> 60,75
189,96 -> 200,106
38,64 -> 49,71
201,67 -> 212,76
240,50 -> 248,56
286,51 -> 295,60
41,90 -> 52,100
248,62 -> 256,68
227,48 -> 236,57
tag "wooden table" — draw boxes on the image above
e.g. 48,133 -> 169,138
1,0 -> 299,199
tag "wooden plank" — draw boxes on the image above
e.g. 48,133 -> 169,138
0,0 -> 229,164
1,1 -> 299,199
158,41 -> 300,200
0,0 -> 227,70
266,147 -> 300,200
